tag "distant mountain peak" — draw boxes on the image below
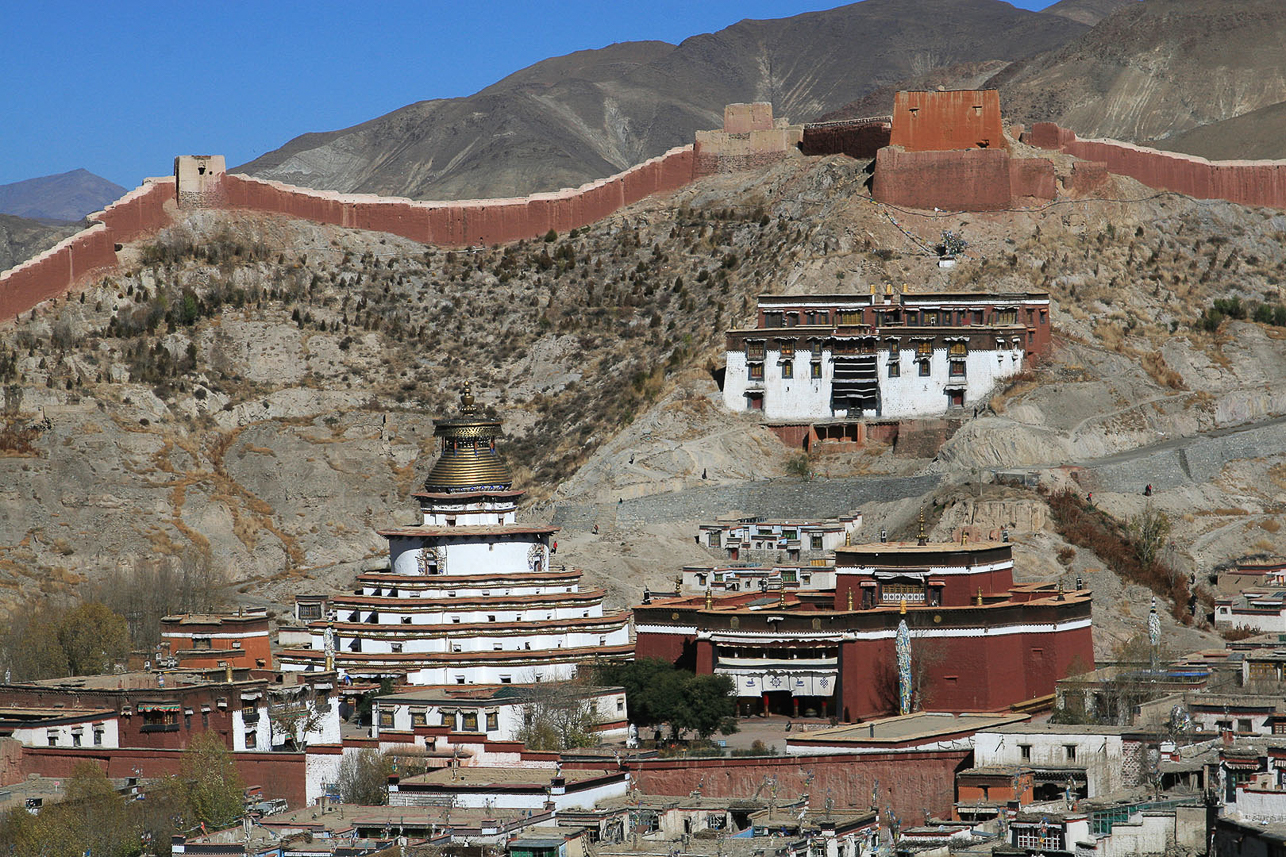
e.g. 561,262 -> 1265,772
0,169 -> 127,223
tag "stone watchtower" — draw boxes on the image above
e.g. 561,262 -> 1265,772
173,155 -> 227,209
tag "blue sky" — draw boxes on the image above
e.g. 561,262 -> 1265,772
0,0 -> 1054,189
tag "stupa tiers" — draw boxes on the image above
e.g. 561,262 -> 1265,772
278,385 -> 633,684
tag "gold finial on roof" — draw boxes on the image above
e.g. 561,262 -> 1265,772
885,282 -> 894,295
845,529 -> 851,547
899,598 -> 907,615
901,282 -> 909,294
705,588 -> 714,610
976,586 -> 984,607
460,381 -> 477,416
917,507 -> 927,546
870,282 -> 877,295
962,530 -> 969,546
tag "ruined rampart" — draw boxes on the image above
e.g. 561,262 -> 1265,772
872,147 -> 1055,211
0,178 -> 174,323
222,145 -> 697,248
800,118 -> 892,160
1029,122 -> 1286,209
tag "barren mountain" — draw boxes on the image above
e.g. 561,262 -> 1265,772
0,169 -> 126,223
238,0 -> 1085,200
1040,0 -> 1139,26
990,0 -> 1286,148
1152,100 -> 1286,161
0,213 -> 80,273
6,151 -> 1286,663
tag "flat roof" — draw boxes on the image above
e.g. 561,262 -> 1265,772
401,767 -> 617,789
789,711 -> 1028,744
836,540 -> 1007,556
983,723 -> 1131,736
378,525 -> 559,537
376,684 -> 621,706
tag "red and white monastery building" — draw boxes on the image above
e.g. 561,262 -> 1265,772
635,535 -> 1093,722
278,386 -> 633,684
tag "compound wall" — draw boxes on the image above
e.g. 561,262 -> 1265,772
629,749 -> 971,822
1029,122 -> 1286,209
872,147 -> 1055,211
801,121 -> 892,160
0,178 -> 174,323
221,146 -> 697,249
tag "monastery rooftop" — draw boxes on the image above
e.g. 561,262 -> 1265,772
400,766 -> 617,788
789,711 -> 1029,745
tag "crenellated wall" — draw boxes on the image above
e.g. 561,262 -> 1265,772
0,178 -> 174,323
1028,122 -> 1286,209
221,145 -> 697,248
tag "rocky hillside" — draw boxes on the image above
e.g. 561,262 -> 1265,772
1152,100 -> 1286,161
6,150 -> 1286,660
237,0 -> 1085,200
991,0 -> 1286,149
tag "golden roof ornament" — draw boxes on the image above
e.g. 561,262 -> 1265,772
459,381 -> 478,416
899,598 -> 907,615
424,383 -> 511,493
962,530 -> 969,546
705,588 -> 714,610
976,586 -> 984,607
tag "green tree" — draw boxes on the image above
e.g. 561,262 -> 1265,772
58,601 -> 129,676
1129,506 -> 1172,568
337,748 -> 394,805
673,674 -> 738,739
594,658 -> 685,728
181,731 -> 245,828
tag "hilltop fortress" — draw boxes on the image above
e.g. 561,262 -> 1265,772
6,92 -> 1286,325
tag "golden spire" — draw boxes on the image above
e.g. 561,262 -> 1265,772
705,588 -> 714,610
917,507 -> 927,546
845,529 -> 851,547
870,282 -> 877,295
962,530 -> 969,546
424,383 -> 511,493
976,586 -> 984,607
899,598 -> 907,615
460,381 -> 477,416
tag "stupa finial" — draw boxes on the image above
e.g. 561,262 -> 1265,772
460,381 -> 478,416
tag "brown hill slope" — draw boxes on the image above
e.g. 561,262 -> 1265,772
0,169 -> 127,223
238,0 -> 1085,200
1040,0 -> 1139,26
990,0 -> 1286,147
1152,99 -> 1286,161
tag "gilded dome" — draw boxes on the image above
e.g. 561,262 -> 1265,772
424,383 -> 513,493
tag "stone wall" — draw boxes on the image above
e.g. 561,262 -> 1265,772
629,749 -> 971,822
1029,122 -> 1286,209
801,121 -> 891,160
175,155 -> 227,209
0,178 -> 174,323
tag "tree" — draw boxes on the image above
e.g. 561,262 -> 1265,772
594,658 -> 686,729
672,674 -> 738,740
337,748 -> 394,805
181,731 -> 245,828
58,601 -> 129,676
515,680 -> 603,751
1129,506 -> 1171,568
0,596 -> 70,680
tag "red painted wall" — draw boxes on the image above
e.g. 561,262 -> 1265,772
889,91 -> 1006,152
0,179 -> 174,323
223,146 -> 696,249
1028,122 -> 1286,210
629,750 -> 971,823
873,148 -> 1013,211
15,746 -> 307,807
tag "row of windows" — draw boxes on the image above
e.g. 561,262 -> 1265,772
759,306 -> 1047,329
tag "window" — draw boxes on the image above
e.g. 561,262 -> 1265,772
778,341 -> 795,357
499,675 -> 512,684
810,534 -> 824,550
390,643 -> 402,653
455,675 -> 466,684
781,361 -> 793,379
298,602 -> 322,621
461,712 -> 479,732
72,732 -> 81,747
923,311 -> 939,326
401,616 -> 412,624
1019,744 -> 1032,761
748,363 -> 764,381
245,732 -> 256,749
949,341 -> 967,357
888,362 -> 900,378
411,710 -> 428,727
378,710 -> 394,728
485,712 -> 499,731
746,341 -> 765,359
918,359 -> 930,377
1065,744 -> 1077,762
451,616 -> 461,624
949,361 -> 966,377
451,643 -> 463,653
93,728 -> 104,746
810,361 -> 822,378
617,698 -> 626,712
708,532 -> 721,548
838,310 -> 863,325
487,614 -> 496,623
881,582 -> 925,603
1239,719 -> 1253,733
193,637 -> 212,650
914,340 -> 932,357
996,308 -> 1018,325
763,312 -> 783,328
